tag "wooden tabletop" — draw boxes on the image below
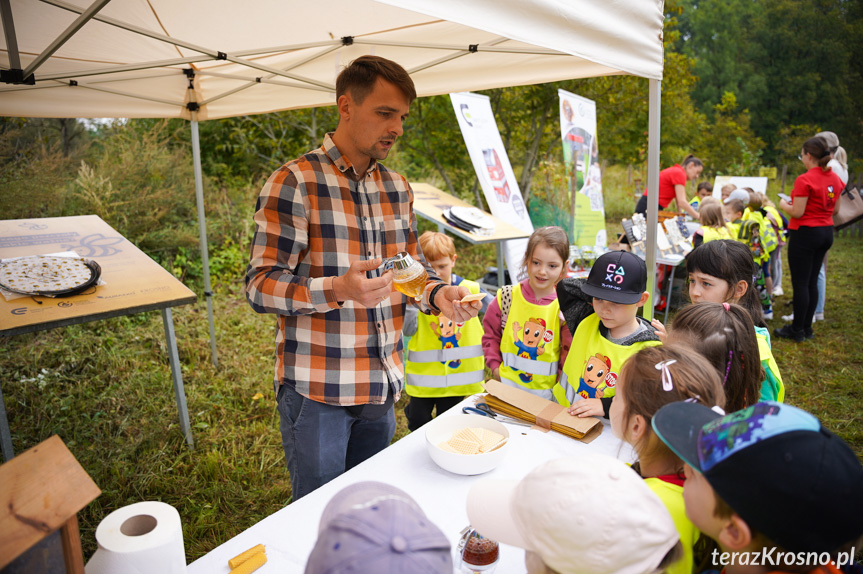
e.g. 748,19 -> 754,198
411,183 -> 530,245
0,215 -> 196,336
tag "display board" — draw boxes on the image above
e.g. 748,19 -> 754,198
555,89 -> 606,248
450,92 -> 533,282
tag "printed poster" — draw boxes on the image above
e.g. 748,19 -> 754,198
547,89 -> 606,248
450,92 -> 533,282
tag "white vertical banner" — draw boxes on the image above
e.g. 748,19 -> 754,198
450,92 -> 533,282
558,89 -> 606,248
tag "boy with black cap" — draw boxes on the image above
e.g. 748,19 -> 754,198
553,250 -> 661,418
652,401 -> 863,574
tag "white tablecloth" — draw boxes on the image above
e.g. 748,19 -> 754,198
186,396 -> 636,573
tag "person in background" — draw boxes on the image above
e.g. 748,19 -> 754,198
757,192 -> 787,297
724,189 -> 773,319
776,136 -> 843,342
743,193 -> 778,319
609,345 -> 727,574
691,200 -> 734,249
245,56 -> 481,500
690,181 -> 714,211
482,226 -> 572,399
403,231 -> 491,431
635,155 -> 704,220
782,131 -> 848,325
466,455 -> 683,574
653,401 -> 863,574
305,481 -> 452,573
720,183 -> 737,202
722,198 -> 747,237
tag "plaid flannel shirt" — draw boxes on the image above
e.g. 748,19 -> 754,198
245,133 -> 441,406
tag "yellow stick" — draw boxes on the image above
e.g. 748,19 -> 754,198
229,550 -> 267,574
228,544 -> 266,569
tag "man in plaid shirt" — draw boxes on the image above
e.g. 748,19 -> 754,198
245,56 -> 481,499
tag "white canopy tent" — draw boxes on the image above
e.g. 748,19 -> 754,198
1,0 -> 666,363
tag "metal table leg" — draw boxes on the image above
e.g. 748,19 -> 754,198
664,264 -> 677,324
496,243 -> 505,289
0,382 -> 14,461
161,308 -> 194,449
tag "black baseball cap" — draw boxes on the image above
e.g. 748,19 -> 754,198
581,251 -> 647,304
653,401 -> 863,554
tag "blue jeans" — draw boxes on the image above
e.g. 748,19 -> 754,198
816,262 -> 826,315
277,383 -> 396,500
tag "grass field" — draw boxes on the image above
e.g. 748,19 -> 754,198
2,191 -> 862,563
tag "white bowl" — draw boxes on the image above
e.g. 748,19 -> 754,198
425,413 -> 510,475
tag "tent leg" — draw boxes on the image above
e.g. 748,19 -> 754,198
191,119 -> 218,367
644,78 -> 661,322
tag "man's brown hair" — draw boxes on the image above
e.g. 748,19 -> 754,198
336,55 -> 417,104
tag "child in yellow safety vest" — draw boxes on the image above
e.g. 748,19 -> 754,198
403,232 -> 493,431
692,199 -> 734,248
743,192 -> 779,319
481,227 -> 572,400
758,192 -> 787,296
651,240 -> 785,403
610,345 -> 727,574
554,250 -> 661,419
689,181 -> 714,211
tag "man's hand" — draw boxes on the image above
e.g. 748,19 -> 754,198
434,285 -> 481,323
332,258 -> 393,307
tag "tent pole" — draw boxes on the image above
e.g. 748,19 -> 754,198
22,0 -> 112,79
190,118 -> 219,367
0,0 -> 21,71
644,78 -> 661,321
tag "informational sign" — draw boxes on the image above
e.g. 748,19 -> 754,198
450,92 -> 533,282
555,89 -> 606,248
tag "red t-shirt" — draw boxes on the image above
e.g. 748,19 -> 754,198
788,167 -> 844,230
643,164 -> 687,208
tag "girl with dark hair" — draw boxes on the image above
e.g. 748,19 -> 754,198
635,154 -> 704,220
651,240 -> 785,403
776,136 -> 844,342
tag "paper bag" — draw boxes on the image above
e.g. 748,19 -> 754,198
482,379 -> 602,442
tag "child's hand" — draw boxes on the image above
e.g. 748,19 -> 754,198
567,398 -> 603,418
650,318 -> 667,343
491,367 -> 500,381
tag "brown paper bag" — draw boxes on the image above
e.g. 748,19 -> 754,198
482,380 -> 602,442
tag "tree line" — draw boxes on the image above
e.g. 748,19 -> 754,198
3,0 -> 860,229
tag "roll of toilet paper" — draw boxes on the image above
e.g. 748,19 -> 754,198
85,501 -> 186,574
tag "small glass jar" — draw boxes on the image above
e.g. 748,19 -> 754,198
384,252 -> 428,301
456,526 -> 500,573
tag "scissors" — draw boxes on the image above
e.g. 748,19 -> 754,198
462,402 -> 533,427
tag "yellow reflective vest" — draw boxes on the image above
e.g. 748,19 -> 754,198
754,326 -> 785,402
553,314 -> 660,406
645,477 -> 699,574
743,208 -> 778,254
701,225 -> 734,243
406,278 -> 485,398
499,284 -> 562,391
